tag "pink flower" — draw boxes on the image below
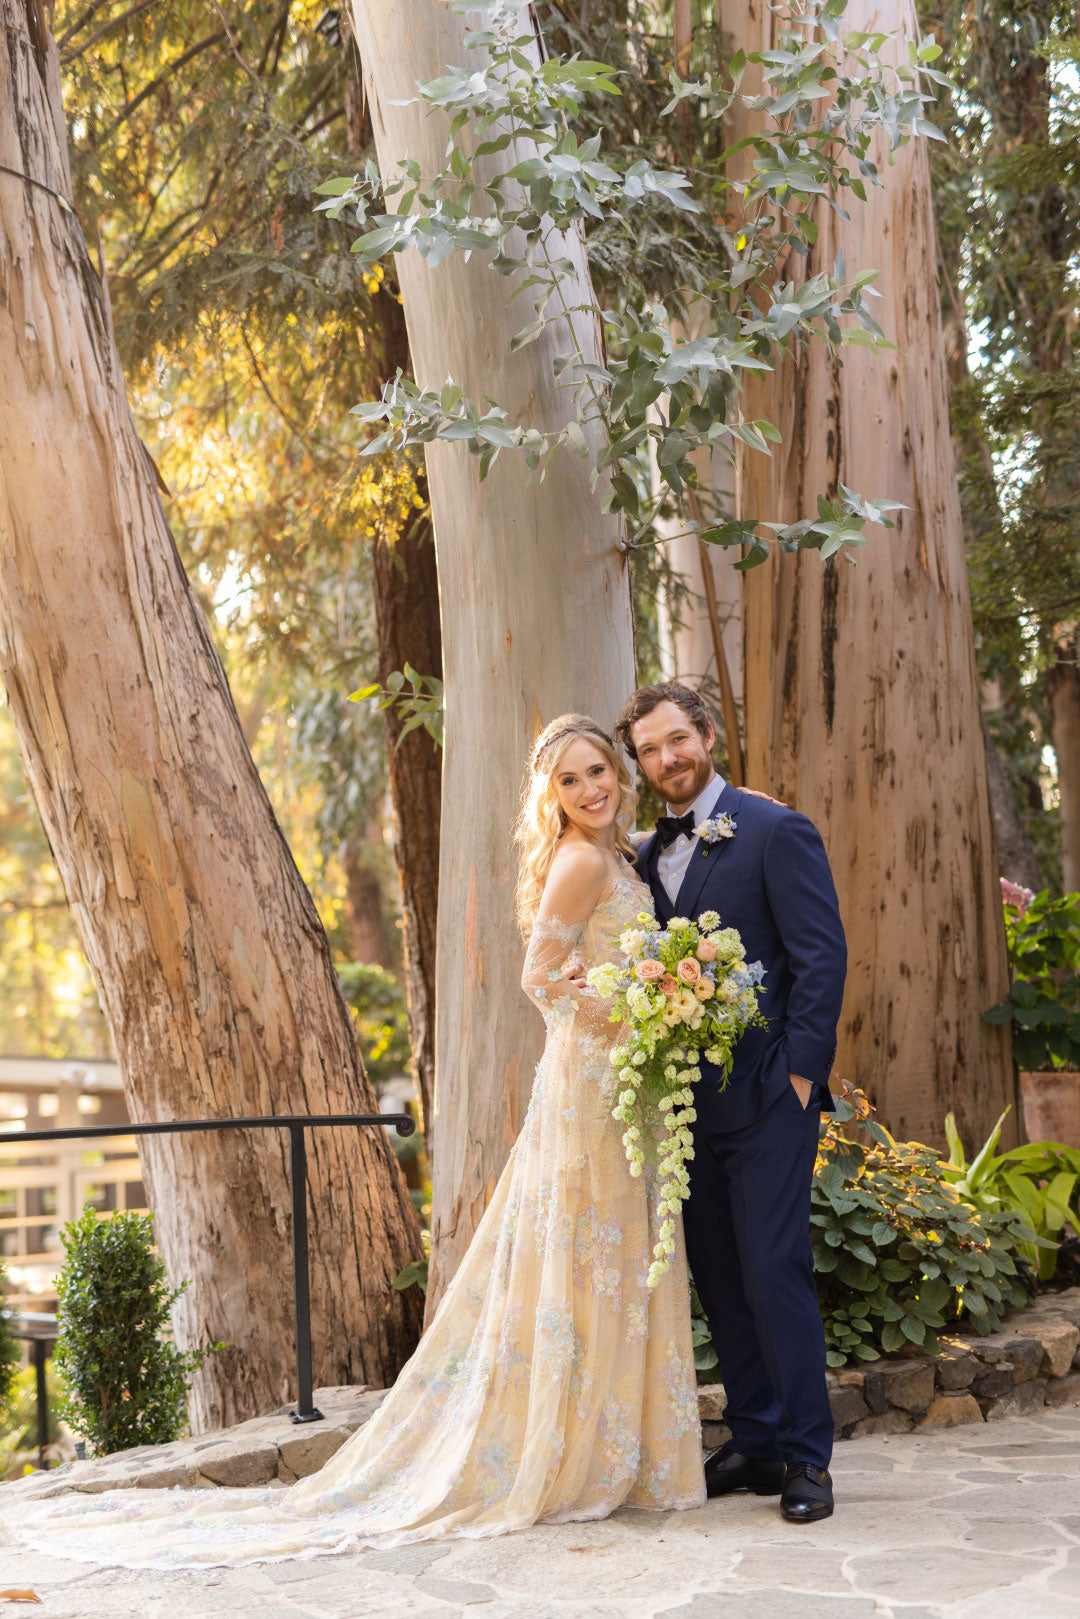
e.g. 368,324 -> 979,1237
676,956 -> 702,984
1000,877 -> 1035,915
659,975 -> 679,997
695,939 -> 719,963
635,958 -> 664,982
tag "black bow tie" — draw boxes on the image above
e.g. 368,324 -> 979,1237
656,812 -> 695,848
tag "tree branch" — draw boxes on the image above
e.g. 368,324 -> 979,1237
61,0 -> 162,65
107,29 -> 226,134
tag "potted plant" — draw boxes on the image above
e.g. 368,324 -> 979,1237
984,883 -> 1080,1146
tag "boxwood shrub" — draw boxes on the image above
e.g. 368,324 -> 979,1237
54,1208 -> 220,1455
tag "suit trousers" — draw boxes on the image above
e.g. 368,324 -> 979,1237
683,1079 -> 833,1471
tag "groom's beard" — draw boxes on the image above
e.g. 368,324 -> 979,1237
655,756 -> 714,811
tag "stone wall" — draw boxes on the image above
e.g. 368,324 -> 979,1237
698,1286 -> 1080,1448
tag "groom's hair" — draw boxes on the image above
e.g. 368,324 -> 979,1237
614,682 -> 714,762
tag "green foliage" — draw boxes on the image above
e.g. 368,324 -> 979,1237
54,1209 -> 219,1456
923,0 -> 1080,860
337,962 -> 413,1094
0,1363 -> 64,1479
320,0 -> 935,561
811,1095 -> 1030,1367
0,1258 -> 20,1415
689,1271 -> 721,1381
393,1257 -> 430,1295
983,891 -> 1080,1071
943,1110 -> 1080,1282
350,666 -> 445,750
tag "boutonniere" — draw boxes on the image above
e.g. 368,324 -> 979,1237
694,813 -> 737,845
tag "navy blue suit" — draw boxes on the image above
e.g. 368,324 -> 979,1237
636,781 -> 847,1469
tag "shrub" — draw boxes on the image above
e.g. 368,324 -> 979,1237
943,1110 -> 1080,1283
811,1093 -> 1031,1366
0,1257 -> 20,1415
54,1208 -> 219,1455
983,888 -> 1080,1071
0,1363 -> 64,1479
690,1092 -> 1034,1374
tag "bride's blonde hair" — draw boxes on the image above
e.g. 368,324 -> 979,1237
514,713 -> 637,936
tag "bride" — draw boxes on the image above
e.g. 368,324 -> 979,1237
6,714 -> 705,1568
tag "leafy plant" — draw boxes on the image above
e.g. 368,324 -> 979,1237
943,1109 -> 1080,1282
0,1363 -> 64,1480
0,1259 -> 20,1417
983,890 -> 1080,1071
337,962 -> 414,1094
810,1093 -> 1030,1366
316,0 -> 942,561
349,666 -> 445,750
54,1209 -> 221,1456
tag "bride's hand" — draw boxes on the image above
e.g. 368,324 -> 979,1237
564,954 -> 587,989
742,786 -> 789,808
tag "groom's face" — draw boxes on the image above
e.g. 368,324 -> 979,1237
630,701 -> 715,812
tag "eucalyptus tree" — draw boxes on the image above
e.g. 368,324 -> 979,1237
924,0 -> 1080,894
0,0 -> 423,1426
340,0 -> 934,1295
55,0 -> 445,1124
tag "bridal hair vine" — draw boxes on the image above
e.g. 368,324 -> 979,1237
531,718 -> 609,771
694,813 -> 737,845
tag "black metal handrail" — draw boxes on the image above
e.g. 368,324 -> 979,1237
0,1112 -> 416,1436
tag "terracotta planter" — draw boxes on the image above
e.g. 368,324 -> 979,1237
1020,1071 -> 1080,1147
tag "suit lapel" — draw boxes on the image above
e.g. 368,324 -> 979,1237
674,782 -> 739,921
636,831 -> 672,924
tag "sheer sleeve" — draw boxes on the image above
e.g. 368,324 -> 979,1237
521,850 -> 620,1037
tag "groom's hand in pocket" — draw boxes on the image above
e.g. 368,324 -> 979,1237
789,1073 -> 813,1109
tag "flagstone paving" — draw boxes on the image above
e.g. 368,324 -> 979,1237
1,1405 -> 1079,1618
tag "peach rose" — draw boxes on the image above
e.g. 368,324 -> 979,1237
694,978 -> 715,1001
695,939 -> 719,963
676,956 -> 702,984
635,958 -> 664,982
659,975 -> 679,997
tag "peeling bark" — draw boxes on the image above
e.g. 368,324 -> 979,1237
1048,632 -> 1080,894
0,0 -> 423,1428
348,0 -> 636,1309
726,0 -> 1016,1145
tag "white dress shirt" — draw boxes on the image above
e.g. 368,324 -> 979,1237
656,773 -> 726,905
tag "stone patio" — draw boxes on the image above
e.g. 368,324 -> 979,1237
2,1405 -> 1079,1617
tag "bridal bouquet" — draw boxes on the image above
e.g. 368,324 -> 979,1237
587,911 -> 766,1287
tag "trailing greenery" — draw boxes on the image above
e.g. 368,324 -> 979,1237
944,1109 -> 1080,1283
983,889 -> 1080,1071
54,1209 -> 220,1456
319,0 -> 945,563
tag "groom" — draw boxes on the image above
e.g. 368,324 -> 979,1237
615,682 -> 847,1524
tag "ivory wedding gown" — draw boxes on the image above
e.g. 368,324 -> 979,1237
6,872 -> 704,1568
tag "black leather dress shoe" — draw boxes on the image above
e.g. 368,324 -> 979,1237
780,1461 -> 834,1522
704,1442 -> 785,1499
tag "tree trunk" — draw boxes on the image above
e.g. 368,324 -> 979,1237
348,0 -> 636,1310
981,716 -> 1046,894
370,498 -> 443,1138
728,0 -> 1016,1145
343,835 -> 399,969
0,0 -> 423,1429
343,22 -> 444,1144
1048,632 -> 1080,894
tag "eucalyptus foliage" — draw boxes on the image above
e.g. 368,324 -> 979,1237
318,0 -> 947,565
54,1209 -> 220,1455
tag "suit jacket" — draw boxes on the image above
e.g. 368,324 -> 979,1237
635,782 -> 847,1133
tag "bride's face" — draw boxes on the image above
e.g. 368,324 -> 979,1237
552,739 -> 619,838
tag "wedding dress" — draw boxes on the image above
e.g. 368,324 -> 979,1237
5,871 -> 704,1568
